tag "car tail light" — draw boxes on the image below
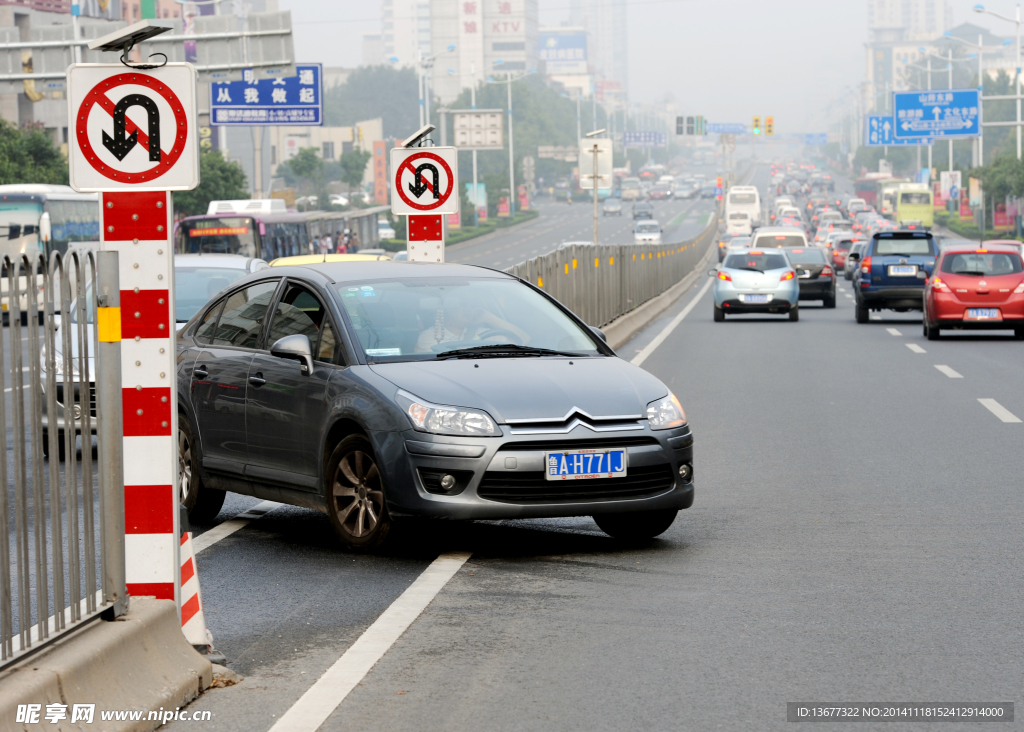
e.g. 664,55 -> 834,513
861,256 -> 871,274
718,270 -> 732,281
1014,280 -> 1024,294
821,266 -> 833,277
932,277 -> 951,292
780,270 -> 795,281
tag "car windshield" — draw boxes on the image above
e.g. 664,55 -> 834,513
835,240 -> 856,251
940,252 -> 1023,276
176,267 -> 252,322
754,234 -> 805,248
900,192 -> 930,205
874,237 -> 933,256
636,223 -> 659,233
785,248 -> 826,263
335,277 -> 601,362
724,252 -> 789,270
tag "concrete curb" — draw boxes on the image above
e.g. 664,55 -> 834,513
0,599 -> 212,732
604,225 -> 719,350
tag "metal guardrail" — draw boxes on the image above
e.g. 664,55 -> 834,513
507,208 -> 722,327
1,249 -> 125,669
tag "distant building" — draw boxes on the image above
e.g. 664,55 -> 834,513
362,32 -> 384,66
569,0 -> 627,97
382,0 -> 430,67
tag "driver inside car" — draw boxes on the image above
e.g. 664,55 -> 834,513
415,295 -> 529,352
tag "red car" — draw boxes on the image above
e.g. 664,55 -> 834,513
830,236 -> 860,270
923,244 -> 1024,339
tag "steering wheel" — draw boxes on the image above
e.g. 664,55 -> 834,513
477,328 -> 524,345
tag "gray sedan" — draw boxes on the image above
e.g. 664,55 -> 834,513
176,262 -> 695,549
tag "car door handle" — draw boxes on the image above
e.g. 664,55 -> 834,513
248,374 -> 266,387
193,366 -> 208,379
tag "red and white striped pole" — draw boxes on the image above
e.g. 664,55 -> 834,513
99,191 -> 179,606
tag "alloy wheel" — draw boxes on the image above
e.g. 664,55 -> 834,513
332,450 -> 385,539
178,428 -> 193,505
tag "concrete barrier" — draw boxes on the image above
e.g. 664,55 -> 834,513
0,599 -> 212,732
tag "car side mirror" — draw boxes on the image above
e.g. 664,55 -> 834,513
708,269 -> 718,277
270,334 -> 314,375
589,325 -> 607,343
849,252 -> 860,261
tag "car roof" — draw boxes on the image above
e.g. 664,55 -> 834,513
263,261 -> 512,285
940,243 -> 1021,255
270,253 -> 393,266
754,226 -> 805,234
174,253 -> 264,269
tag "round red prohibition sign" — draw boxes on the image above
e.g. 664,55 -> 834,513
395,151 -> 455,211
76,73 -> 189,183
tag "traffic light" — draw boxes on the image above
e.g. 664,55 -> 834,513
676,115 -> 684,135
753,116 -> 761,136
686,116 -> 695,135
765,116 -> 774,136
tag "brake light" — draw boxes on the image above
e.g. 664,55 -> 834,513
821,266 -> 833,277
775,235 -> 786,240
861,256 -> 871,274
932,276 -> 951,292
718,270 -> 732,281
780,270 -> 795,281
1014,280 -> 1024,294
719,241 -> 727,248
975,249 -> 989,253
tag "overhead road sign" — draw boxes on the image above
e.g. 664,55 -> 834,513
892,89 -> 980,139
864,115 -> 930,146
67,64 -> 199,192
211,63 -> 321,126
803,133 -> 829,146
390,147 -> 460,215
707,123 -> 747,134
538,145 -> 578,162
452,109 -> 504,150
623,131 -> 666,148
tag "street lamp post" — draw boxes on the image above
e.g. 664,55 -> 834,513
584,128 -> 607,248
974,3 -> 1022,159
488,63 -> 536,219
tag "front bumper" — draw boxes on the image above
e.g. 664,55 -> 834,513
373,424 -> 695,520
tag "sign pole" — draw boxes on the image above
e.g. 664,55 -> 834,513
592,143 -> 599,247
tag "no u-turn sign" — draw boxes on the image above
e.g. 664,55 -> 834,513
390,146 -> 459,215
67,64 -> 199,192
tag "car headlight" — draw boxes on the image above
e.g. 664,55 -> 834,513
396,390 -> 500,437
646,393 -> 687,430
40,347 -> 79,377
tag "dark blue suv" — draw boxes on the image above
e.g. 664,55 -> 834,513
851,231 -> 936,323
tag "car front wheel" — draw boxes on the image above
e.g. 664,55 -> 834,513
326,434 -> 392,551
179,420 -> 225,524
593,509 -> 678,540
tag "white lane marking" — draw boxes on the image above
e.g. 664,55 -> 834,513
906,344 -> 926,353
631,277 -> 713,367
886,328 -> 902,336
268,552 -> 472,732
934,365 -> 963,379
192,500 -> 282,554
978,398 -> 1022,423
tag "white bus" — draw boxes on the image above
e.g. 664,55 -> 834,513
726,185 -> 761,226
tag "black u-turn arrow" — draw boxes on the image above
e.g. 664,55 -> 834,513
101,94 -> 161,162
408,163 -> 440,200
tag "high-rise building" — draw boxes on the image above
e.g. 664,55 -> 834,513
382,0 -> 431,67
568,0 -> 627,96
431,0 -> 539,105
867,0 -> 952,42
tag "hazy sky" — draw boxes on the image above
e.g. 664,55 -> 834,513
279,0 -> 1021,132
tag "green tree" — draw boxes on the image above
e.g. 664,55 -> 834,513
339,149 -> 371,193
324,65 -> 418,138
0,121 -> 68,185
277,147 -> 329,210
172,148 -> 247,217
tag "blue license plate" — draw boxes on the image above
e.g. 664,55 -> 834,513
743,294 -> 769,303
545,449 -> 627,481
967,308 -> 999,319
888,265 -> 917,276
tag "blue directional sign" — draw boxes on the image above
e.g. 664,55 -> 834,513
892,89 -> 980,139
707,123 -> 747,134
623,131 -> 667,148
211,63 -> 323,126
803,134 -> 829,146
864,115 -> 929,146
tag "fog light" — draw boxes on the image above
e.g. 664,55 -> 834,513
678,463 -> 692,482
439,474 -> 457,491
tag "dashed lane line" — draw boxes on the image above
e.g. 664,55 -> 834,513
978,398 -> 1022,423
632,277 -> 713,368
906,344 -> 926,354
934,365 -> 963,379
886,328 -> 903,336
192,500 -> 282,554
267,552 -> 472,732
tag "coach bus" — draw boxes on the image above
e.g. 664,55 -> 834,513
175,212 -> 311,261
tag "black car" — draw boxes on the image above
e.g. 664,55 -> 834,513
783,247 -> 836,308
633,201 -> 655,219
176,262 -> 696,550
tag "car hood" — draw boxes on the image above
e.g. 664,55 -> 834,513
369,356 -> 668,423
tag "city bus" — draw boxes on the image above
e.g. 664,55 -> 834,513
174,212 -> 310,260
620,177 -> 643,200
895,184 -> 933,229
878,178 -> 909,218
854,173 -> 891,207
0,184 -> 99,262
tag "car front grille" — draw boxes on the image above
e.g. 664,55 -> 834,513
497,436 -> 660,452
56,382 -> 97,419
477,463 -> 675,504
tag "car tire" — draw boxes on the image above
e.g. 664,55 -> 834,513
41,429 -> 67,461
925,321 -> 940,340
823,294 -> 836,309
593,509 -> 678,541
844,271 -> 852,281
855,301 -> 869,323
714,305 -> 725,322
326,434 -> 393,552
1016,327 -> 1024,340
789,305 -> 799,322
178,419 -> 225,524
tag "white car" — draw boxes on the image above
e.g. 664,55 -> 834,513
634,221 -> 663,244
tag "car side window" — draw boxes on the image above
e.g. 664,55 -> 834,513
266,282 -> 327,351
316,321 -> 337,363
194,299 -> 224,345
211,280 -> 279,348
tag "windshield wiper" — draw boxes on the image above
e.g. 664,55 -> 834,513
952,271 -> 985,276
734,267 -> 764,273
435,344 -> 583,360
